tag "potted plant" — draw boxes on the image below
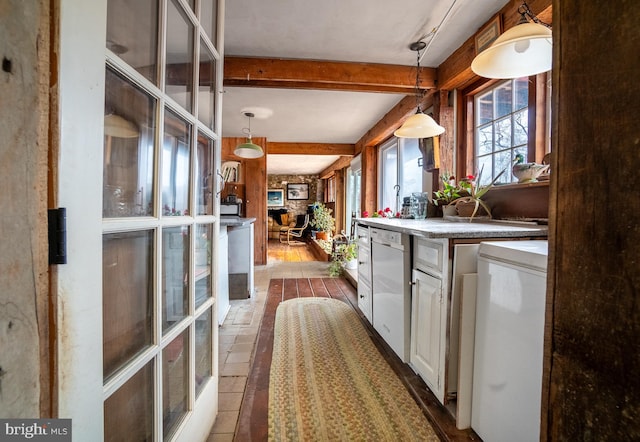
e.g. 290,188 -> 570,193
432,173 -> 466,217
451,165 -> 506,220
328,241 -> 358,277
310,202 -> 335,240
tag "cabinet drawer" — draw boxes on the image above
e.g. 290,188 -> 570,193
357,245 -> 371,284
356,224 -> 370,246
413,238 -> 447,276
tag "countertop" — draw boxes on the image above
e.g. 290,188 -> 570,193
220,217 -> 256,227
356,217 -> 548,239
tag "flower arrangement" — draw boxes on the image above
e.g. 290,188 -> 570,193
361,207 -> 399,218
449,165 -> 506,219
433,173 -> 467,206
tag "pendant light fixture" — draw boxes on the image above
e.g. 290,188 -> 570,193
234,111 -> 264,159
394,41 -> 445,139
471,1 -> 552,79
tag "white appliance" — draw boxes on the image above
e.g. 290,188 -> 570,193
370,227 -> 411,362
472,240 -> 548,442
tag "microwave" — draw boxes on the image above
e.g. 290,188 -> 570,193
220,202 -> 242,216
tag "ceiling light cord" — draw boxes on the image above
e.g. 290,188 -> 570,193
519,1 -> 551,28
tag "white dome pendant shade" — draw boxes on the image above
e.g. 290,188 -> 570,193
471,20 -> 552,79
394,110 -> 445,138
394,41 -> 445,139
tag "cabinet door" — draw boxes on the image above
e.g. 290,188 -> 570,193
410,269 -> 445,403
357,277 -> 372,324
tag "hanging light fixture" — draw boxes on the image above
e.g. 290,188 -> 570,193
394,41 -> 445,139
104,113 -> 139,138
234,111 -> 264,159
471,1 -> 552,79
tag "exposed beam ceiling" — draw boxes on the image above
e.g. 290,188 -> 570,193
224,57 -> 436,94
267,142 -> 355,156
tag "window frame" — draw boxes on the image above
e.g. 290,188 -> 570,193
458,73 -> 550,183
378,137 -> 424,212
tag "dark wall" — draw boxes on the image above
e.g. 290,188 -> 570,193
545,1 -> 640,439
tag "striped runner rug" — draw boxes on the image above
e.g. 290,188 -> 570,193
268,297 -> 439,441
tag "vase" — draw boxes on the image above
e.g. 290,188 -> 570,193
344,258 -> 358,270
442,205 -> 457,217
316,231 -> 328,241
455,200 -> 488,218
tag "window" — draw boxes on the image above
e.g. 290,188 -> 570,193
379,137 -> 423,212
474,78 -> 529,185
345,155 -> 362,235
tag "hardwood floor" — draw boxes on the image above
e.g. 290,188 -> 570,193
267,238 -> 319,262
234,241 -> 479,442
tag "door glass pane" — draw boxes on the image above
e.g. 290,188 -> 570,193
162,226 -> 190,333
195,224 -> 213,309
195,308 -> 213,397
103,231 -> 154,380
195,132 -> 214,215
166,0 -> 195,113
198,38 -> 216,129
104,68 -> 156,218
200,0 -> 218,47
104,361 -> 154,442
163,330 -> 189,439
106,0 -> 159,85
162,109 -> 191,216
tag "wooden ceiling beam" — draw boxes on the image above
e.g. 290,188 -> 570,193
267,142 -> 355,156
223,56 -> 436,94
320,156 -> 353,179
355,93 -> 435,153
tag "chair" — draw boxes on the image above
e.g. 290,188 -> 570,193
279,214 -> 309,245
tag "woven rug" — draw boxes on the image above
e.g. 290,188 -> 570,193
268,297 -> 439,441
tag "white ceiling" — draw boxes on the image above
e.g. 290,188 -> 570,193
222,0 -> 507,174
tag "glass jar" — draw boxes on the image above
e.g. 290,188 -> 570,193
410,192 -> 428,220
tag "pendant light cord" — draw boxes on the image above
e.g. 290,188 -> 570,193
519,1 -> 551,28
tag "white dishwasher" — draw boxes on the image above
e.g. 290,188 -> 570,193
370,227 -> 411,362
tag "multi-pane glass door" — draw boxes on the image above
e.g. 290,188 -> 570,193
103,0 -> 221,440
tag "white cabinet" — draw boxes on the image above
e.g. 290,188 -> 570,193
356,224 -> 372,323
410,269 -> 444,401
410,237 -> 449,404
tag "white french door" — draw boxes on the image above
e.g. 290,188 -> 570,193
56,1 -> 224,440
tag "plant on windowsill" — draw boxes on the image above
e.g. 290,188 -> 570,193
432,173 -> 469,217
310,202 -> 335,241
450,165 -> 507,220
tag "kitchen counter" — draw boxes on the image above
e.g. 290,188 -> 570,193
355,217 -> 547,239
220,216 -> 256,227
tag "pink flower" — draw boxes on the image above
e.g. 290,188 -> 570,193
362,210 -> 369,218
